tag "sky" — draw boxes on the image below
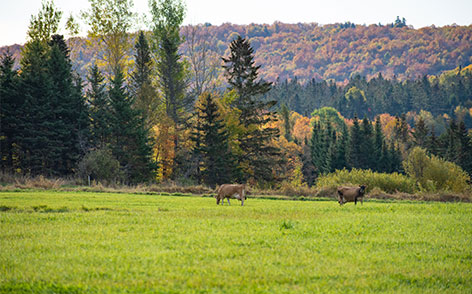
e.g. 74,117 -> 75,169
1,0 -> 472,46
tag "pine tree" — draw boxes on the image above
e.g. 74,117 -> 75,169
0,51 -> 20,172
222,36 -> 280,183
194,93 -> 237,187
108,69 -> 156,183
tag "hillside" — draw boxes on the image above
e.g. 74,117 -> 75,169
1,22 -> 472,83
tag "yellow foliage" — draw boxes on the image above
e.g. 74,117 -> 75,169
152,115 -> 176,181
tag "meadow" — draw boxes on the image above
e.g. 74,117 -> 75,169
1,191 -> 471,293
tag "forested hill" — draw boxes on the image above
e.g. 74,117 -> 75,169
1,22 -> 472,82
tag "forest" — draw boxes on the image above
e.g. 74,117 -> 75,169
1,0 -> 472,194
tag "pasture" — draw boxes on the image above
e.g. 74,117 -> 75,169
1,191 -> 471,293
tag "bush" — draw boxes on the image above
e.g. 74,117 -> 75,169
77,148 -> 124,185
316,168 -> 417,194
403,147 -> 471,193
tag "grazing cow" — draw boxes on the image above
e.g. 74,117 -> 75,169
216,184 -> 246,206
337,185 -> 367,205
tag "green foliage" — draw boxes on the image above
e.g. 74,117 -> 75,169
223,36 -> 280,183
193,93 -> 237,187
27,0 -> 63,42
150,0 -> 188,125
0,51 -> 20,173
78,148 -> 123,184
81,0 -> 135,75
316,168 -> 417,194
403,147 -> 471,193
108,69 -> 157,184
131,31 -> 158,128
1,191 -> 471,292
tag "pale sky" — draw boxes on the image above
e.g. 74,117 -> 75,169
1,0 -> 472,46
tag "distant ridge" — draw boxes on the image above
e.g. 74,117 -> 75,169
1,22 -> 471,82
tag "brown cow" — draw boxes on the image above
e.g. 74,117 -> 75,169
216,184 -> 246,206
337,185 -> 367,205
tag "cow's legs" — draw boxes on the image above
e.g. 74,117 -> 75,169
227,198 -> 231,205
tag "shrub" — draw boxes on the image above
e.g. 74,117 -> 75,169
77,148 -> 124,185
403,147 -> 471,193
316,168 -> 417,194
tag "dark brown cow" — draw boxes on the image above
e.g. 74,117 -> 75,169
216,184 -> 246,206
337,185 -> 367,205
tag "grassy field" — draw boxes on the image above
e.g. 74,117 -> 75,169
1,191 -> 471,293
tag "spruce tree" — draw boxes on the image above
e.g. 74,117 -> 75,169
0,51 -> 20,172
348,116 -> 363,169
412,116 -> 429,149
373,116 -> 384,171
108,69 -> 156,183
17,39 -> 54,175
454,121 -> 472,175
333,122 -> 349,171
301,137 -> 316,186
280,103 -> 292,141
47,34 -> 86,175
360,117 -> 374,169
194,93 -> 237,187
87,64 -> 111,149
131,31 -> 158,128
222,36 -> 280,183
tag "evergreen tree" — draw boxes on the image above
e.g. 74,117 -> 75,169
348,116 -> 363,168
87,64 -> 111,149
412,116 -> 429,149
150,0 -> 188,124
193,93 -> 237,187
17,39 -> 54,175
47,34 -> 87,175
333,122 -> 349,171
455,121 -> 472,175
301,137 -> 316,186
108,69 -> 156,183
373,116 -> 384,171
388,141 -> 403,173
427,126 -> 441,156
222,36 -> 280,183
0,51 -> 20,172
131,31 -> 158,128
279,103 -> 292,141
445,119 -> 459,163
360,117 -> 375,169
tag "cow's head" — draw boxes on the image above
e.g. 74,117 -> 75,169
359,185 -> 366,194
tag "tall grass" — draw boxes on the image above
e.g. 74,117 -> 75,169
316,168 -> 417,194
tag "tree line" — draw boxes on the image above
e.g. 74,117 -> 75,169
267,69 -> 472,124
1,0 -> 471,189
0,0 -> 280,187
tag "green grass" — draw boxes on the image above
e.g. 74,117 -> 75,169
1,191 -> 471,293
